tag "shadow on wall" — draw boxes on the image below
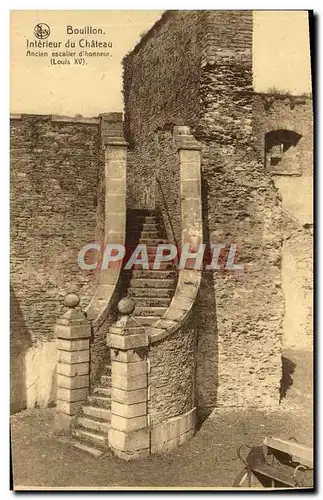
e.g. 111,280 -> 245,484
10,287 -> 32,414
280,356 -> 296,400
195,174 -> 218,427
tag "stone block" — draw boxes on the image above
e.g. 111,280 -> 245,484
108,333 -> 149,350
106,213 -> 126,231
112,401 -> 147,418
173,295 -> 194,311
58,349 -> 90,364
179,428 -> 195,446
181,198 -> 202,218
106,178 -> 125,195
54,412 -> 74,430
57,374 -> 89,390
176,284 -> 198,300
54,324 -> 90,340
106,148 -> 127,162
98,267 -> 120,285
180,150 -> 200,162
57,387 -> 88,402
111,387 -> 147,405
153,318 -> 179,331
109,427 -> 150,453
181,179 -> 200,199
56,399 -> 83,415
111,414 -> 147,432
106,194 -> 125,213
111,360 -> 147,377
163,307 -> 187,322
105,230 -> 124,245
106,162 -> 125,179
179,408 -> 196,434
112,374 -> 147,391
110,446 -> 150,461
57,339 -> 89,352
151,435 -> 180,455
57,362 -> 89,377
180,162 -> 200,181
111,349 -> 145,363
151,419 -> 180,446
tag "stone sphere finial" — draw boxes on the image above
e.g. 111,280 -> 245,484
118,297 -> 135,316
64,293 -> 80,309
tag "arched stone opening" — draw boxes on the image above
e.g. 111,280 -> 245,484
265,129 -> 302,174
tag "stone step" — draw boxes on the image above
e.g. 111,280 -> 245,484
146,246 -> 162,254
128,287 -> 173,298
131,270 -> 177,279
129,209 -> 157,216
134,306 -> 168,316
88,394 -> 111,408
100,374 -> 111,387
126,245 -> 163,255
130,278 -> 175,288
77,416 -> 111,434
127,223 -> 159,232
139,238 -> 169,245
132,297 -> 171,307
132,213 -> 162,223
133,316 -> 160,326
138,231 -> 160,239
93,386 -> 111,397
72,427 -> 108,448
82,405 -> 111,421
60,438 -> 104,458
132,262 -> 174,270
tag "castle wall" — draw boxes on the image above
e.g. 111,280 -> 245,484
123,10 -> 284,413
253,95 -> 313,349
10,114 -> 102,411
124,10 -> 201,209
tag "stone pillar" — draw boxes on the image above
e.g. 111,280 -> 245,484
174,125 -> 203,252
101,112 -> 127,252
54,293 -> 91,429
107,299 -> 150,460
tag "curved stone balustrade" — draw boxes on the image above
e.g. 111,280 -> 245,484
85,113 -> 127,329
106,125 -> 203,460
147,125 -> 202,343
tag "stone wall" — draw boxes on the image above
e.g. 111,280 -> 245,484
253,94 -> 313,349
124,10 -> 201,209
123,10 -> 284,413
10,114 -> 102,410
148,321 -> 196,425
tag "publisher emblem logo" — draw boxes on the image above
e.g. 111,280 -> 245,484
34,23 -> 50,39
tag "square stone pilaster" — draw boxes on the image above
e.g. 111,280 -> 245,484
107,312 -> 150,460
54,294 -> 91,430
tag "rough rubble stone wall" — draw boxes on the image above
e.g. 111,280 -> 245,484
123,10 -> 283,413
148,319 -> 196,425
123,10 -> 201,209
10,115 -> 101,410
195,11 -> 283,409
253,95 -> 313,349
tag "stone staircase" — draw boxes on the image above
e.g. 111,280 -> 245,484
126,208 -> 177,326
66,365 -> 112,457
63,209 -> 177,457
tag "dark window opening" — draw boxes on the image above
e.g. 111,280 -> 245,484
265,130 -> 302,168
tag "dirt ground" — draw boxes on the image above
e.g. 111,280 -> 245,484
10,348 -> 313,490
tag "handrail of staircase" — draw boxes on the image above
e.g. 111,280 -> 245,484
155,175 -> 179,251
